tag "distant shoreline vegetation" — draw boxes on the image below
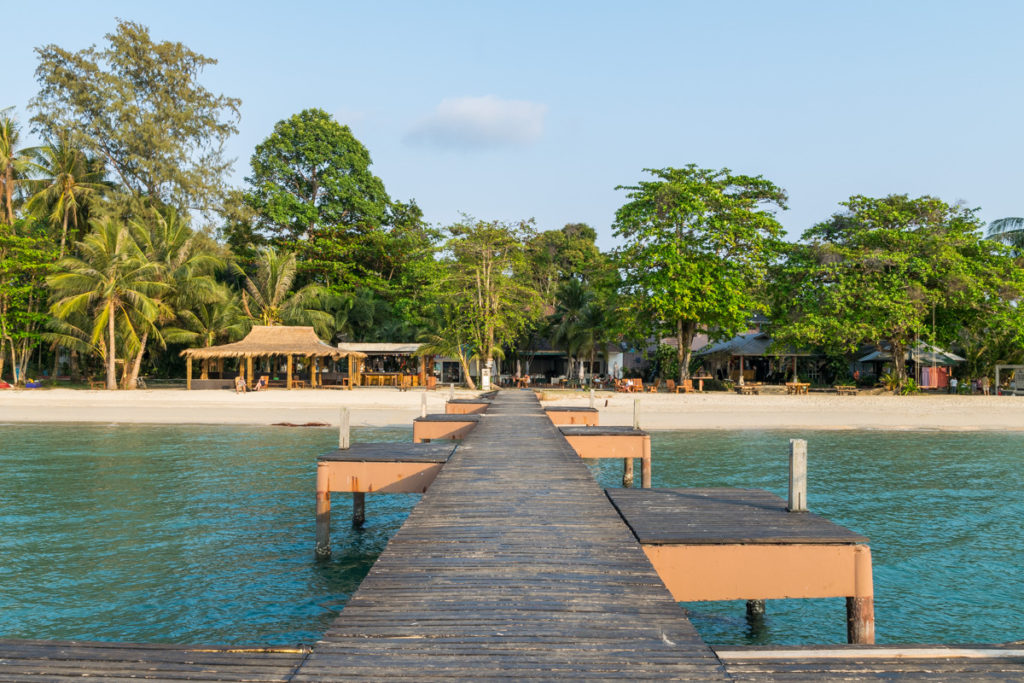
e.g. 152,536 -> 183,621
3,20 -> 1022,393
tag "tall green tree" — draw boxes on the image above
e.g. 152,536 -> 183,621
244,108 -> 390,245
769,195 -> 1024,387
48,217 -> 166,389
0,218 -> 57,383
439,218 -> 543,383
613,165 -> 788,381
25,132 -> 107,256
164,284 -> 246,380
0,107 -> 35,226
549,278 -> 594,379
234,245 -> 332,336
527,223 -> 605,303
30,20 -> 240,219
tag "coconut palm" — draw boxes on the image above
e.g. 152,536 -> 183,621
986,217 -> 1024,252
234,245 -> 332,335
549,278 -> 595,380
24,133 -> 107,257
0,108 -> 36,226
164,285 -> 247,379
48,217 -> 167,389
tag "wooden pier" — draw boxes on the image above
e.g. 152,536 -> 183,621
3,390 -> 1022,680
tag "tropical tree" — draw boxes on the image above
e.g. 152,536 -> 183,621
48,217 -> 166,389
613,165 -> 788,381
164,285 -> 246,379
0,107 -> 35,226
24,132 -> 107,257
986,217 -> 1024,251
549,279 -> 594,380
31,19 -> 241,219
0,218 -> 57,383
234,245 -> 332,335
440,218 -> 543,383
769,195 -> 1024,388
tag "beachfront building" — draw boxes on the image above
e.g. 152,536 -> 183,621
180,326 -> 365,390
856,342 -> 965,389
334,343 -> 437,388
694,332 -> 819,384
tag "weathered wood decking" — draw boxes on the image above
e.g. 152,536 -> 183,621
299,391 -> 727,679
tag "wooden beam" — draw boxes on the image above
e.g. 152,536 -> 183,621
186,356 -> 192,390
287,355 -> 293,389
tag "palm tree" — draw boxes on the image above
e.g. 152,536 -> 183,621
48,217 -> 166,389
125,207 -> 223,388
986,218 -> 1024,252
0,108 -> 36,226
24,133 -> 107,257
549,279 -> 594,381
164,285 -> 247,379
234,245 -> 332,335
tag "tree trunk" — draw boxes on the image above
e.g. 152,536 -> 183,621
70,350 -> 80,382
891,339 -> 907,390
201,358 -> 210,380
106,301 -> 117,390
126,330 -> 148,390
59,208 -> 70,258
458,351 -> 477,390
676,319 -> 697,381
0,338 -> 6,382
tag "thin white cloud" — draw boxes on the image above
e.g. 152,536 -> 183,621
405,95 -> 547,149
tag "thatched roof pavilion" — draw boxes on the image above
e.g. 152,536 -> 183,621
180,326 -> 365,390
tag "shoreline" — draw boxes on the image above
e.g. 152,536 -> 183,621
1,387 -> 1022,431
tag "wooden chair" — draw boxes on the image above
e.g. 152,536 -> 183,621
647,378 -> 661,393
632,379 -> 643,393
678,379 -> 694,394
665,379 -> 676,392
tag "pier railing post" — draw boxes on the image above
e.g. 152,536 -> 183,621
641,434 -> 652,488
623,399 -> 639,487
788,438 -> 807,512
315,462 -> 331,558
421,392 -> 427,418
589,388 -> 595,409
339,407 -> 350,449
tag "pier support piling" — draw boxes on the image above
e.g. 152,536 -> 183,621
339,408 -> 350,449
315,462 -> 331,558
352,492 -> 366,528
641,435 -> 652,488
745,599 -> 766,629
623,458 -> 634,488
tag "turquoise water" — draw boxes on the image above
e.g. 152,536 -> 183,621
0,425 -> 1020,646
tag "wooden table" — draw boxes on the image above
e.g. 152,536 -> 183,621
786,382 -> 810,395
834,385 -> 857,395
736,384 -> 760,395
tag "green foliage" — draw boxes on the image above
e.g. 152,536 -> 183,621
527,223 -> 606,302
654,343 -> 680,381
880,372 -> 900,391
899,378 -> 921,395
770,194 -> 1024,389
0,218 -> 58,383
244,108 -> 390,245
30,19 -> 240,219
233,245 -> 332,337
613,165 -> 787,380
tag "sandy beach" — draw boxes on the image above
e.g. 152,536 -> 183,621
1,387 -> 1023,431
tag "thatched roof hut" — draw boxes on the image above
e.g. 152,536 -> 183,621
180,326 -> 365,390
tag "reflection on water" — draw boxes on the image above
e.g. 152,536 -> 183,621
0,425 -> 1020,646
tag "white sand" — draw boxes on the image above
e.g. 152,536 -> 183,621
1,387 -> 1023,431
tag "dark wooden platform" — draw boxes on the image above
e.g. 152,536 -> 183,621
544,406 -> 598,413
412,413 -> 483,423
0,638 -> 309,682
607,487 -> 868,545
318,442 -> 457,464
299,391 -> 727,679
715,644 -> 1024,681
446,398 -> 492,405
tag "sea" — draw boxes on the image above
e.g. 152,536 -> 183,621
0,424 -> 1020,647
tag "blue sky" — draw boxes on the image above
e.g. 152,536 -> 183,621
6,1 -> 1023,248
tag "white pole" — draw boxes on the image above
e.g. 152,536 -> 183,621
788,438 -> 807,512
421,392 -> 427,418
339,407 -> 350,450
633,399 -> 640,430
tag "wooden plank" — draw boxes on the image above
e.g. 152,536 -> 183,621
318,442 -> 456,463
607,487 -> 869,544
300,391 -> 729,679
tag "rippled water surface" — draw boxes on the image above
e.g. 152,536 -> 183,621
0,425 -> 1020,646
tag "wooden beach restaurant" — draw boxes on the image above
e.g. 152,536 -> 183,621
180,325 -> 366,390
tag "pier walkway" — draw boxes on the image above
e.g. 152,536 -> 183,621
298,390 -> 726,679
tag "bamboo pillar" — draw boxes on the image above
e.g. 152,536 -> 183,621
186,356 -> 192,390
286,355 -> 293,389
310,357 -> 316,388
418,355 -> 426,387
347,355 -> 355,390
246,357 -> 253,386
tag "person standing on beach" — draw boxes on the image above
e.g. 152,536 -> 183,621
950,376 -> 958,394
982,375 -> 990,395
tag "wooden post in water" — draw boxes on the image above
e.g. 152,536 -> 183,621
641,434 -> 652,488
421,392 -> 428,418
788,438 -> 807,512
622,399 -> 639,487
352,491 -> 366,528
315,461 -> 331,558
847,545 -> 875,644
336,406 -> 364,528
